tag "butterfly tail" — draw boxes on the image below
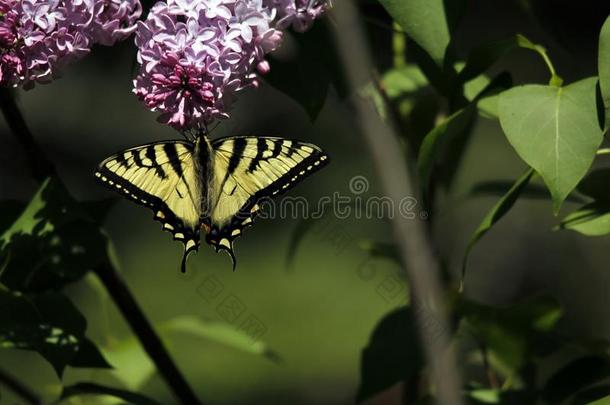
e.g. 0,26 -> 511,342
180,239 -> 199,273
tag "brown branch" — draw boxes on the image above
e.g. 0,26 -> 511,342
328,3 -> 464,404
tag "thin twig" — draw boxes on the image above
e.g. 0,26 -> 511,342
0,88 -> 202,405
0,367 -> 42,405
329,4 -> 464,404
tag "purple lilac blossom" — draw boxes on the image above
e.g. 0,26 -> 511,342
0,0 -> 141,88
265,0 -> 328,32
133,0 -> 328,130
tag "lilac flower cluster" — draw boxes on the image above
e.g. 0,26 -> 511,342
0,0 -> 141,88
134,0 -> 329,130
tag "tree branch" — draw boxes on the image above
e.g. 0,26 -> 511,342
329,4 -> 464,404
0,367 -> 42,405
94,263 -> 202,404
0,88 -> 201,405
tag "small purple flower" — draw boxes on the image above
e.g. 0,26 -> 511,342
133,0 -> 328,130
266,0 -> 329,32
0,0 -> 141,88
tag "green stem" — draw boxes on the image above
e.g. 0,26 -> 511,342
0,87 -> 202,405
596,147 -> 610,155
516,35 -> 563,87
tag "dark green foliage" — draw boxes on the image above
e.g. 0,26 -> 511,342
0,287 -> 110,377
265,20 -> 347,121
356,307 -> 423,403
0,178 -> 108,292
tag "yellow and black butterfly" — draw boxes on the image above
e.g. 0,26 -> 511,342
94,135 -> 329,272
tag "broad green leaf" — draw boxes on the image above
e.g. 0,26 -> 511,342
265,21 -> 346,121
162,316 -> 281,362
0,287 -> 110,377
0,177 -> 108,292
377,0 -> 463,65
356,307 -> 423,403
543,356 -> 610,404
59,382 -> 161,405
459,295 -> 562,373
461,169 -> 535,288
599,16 -> 610,131
499,77 -> 603,213
557,202 -> 610,236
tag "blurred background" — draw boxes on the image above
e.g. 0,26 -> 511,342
2,0 -> 610,403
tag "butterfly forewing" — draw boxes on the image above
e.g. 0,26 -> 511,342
207,136 -> 329,264
95,141 -> 203,271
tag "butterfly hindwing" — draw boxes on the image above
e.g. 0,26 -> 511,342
207,136 -> 329,265
95,141 -> 202,271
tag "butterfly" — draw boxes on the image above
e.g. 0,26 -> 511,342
94,134 -> 329,272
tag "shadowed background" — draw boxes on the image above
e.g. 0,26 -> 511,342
1,0 -> 610,403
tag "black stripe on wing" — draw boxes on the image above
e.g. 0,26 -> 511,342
207,137 -> 330,268
94,141 -> 200,272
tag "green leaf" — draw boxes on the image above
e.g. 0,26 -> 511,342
356,307 -> 423,403
543,356 -> 610,404
461,169 -> 535,289
0,287 -> 110,377
59,382 -> 162,405
557,202 -> 610,236
265,21 -> 346,121
599,16 -> 610,131
162,316 -> 281,362
377,0 -> 464,66
499,77 -> 603,213
0,177 -> 108,292
459,295 -> 562,373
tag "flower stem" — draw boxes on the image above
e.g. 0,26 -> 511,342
0,368 -> 41,405
94,263 -> 202,405
0,87 -> 201,405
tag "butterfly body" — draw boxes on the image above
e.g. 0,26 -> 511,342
95,135 -> 329,271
